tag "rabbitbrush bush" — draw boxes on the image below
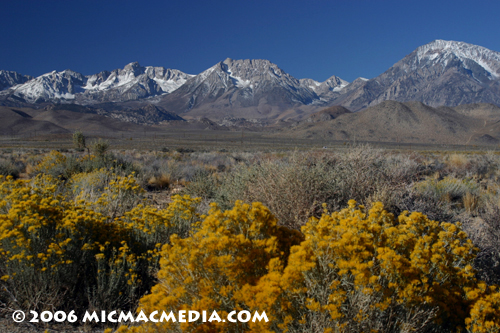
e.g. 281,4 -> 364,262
116,201 -> 304,333
0,172 -> 200,316
118,201 -> 500,333
34,150 -> 137,180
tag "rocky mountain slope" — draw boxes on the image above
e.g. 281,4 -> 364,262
95,104 -> 185,125
278,101 -> 500,145
0,105 -> 176,137
77,63 -> 192,103
154,58 -> 341,120
0,63 -> 193,104
304,105 -> 351,122
40,103 -> 185,125
3,101 -> 500,147
0,106 -> 70,136
335,40 -> 500,111
300,75 -> 349,102
0,70 -> 33,91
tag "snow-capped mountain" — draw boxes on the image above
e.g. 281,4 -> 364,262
79,62 -> 192,103
10,70 -> 86,103
0,70 -> 33,91
335,40 -> 500,111
178,58 -> 318,106
1,63 -> 193,104
414,40 -> 500,79
156,58 -> 338,119
300,75 -> 349,101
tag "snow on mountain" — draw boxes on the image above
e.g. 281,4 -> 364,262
6,39 -> 500,125
335,40 -> 500,111
414,40 -> 500,78
160,58 -> 334,115
11,70 -> 85,103
147,67 -> 191,93
216,58 -> 325,104
83,62 -> 191,94
79,62 -> 194,103
218,58 -> 303,93
0,70 -> 33,91
0,58 -> 350,113
4,63 -> 193,103
300,78 -> 322,92
299,75 -> 349,106
300,75 -> 348,94
323,75 -> 350,92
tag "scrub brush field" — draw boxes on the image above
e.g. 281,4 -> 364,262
1,144 -> 500,332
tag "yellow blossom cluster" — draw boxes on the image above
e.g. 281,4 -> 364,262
34,151 -> 68,175
466,285 -> 500,333
118,194 -> 201,249
249,200 -> 482,332
117,200 -> 499,333
0,171 -> 201,314
3,149 -> 500,332
117,201 -> 302,333
71,168 -> 144,219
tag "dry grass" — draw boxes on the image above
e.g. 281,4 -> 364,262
147,174 -> 171,190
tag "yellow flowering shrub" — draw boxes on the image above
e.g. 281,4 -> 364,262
111,199 -> 500,333
34,150 -> 68,175
249,201 -> 481,332
70,169 -> 144,219
33,150 -> 138,183
0,173 -> 203,315
466,286 -> 500,333
118,194 -> 201,249
2,154 -> 500,333
117,201 -> 302,333
0,174 -> 127,311
90,241 -> 146,311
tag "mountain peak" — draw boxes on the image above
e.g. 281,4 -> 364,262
414,39 -> 500,78
123,62 -> 144,76
3,39 -> 500,119
336,40 -> 500,111
425,39 -> 470,49
418,39 -> 495,55
124,61 -> 141,69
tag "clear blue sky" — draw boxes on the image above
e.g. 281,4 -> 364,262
1,0 -> 500,82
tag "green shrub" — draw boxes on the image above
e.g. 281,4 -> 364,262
90,139 -> 110,157
0,159 -> 21,179
182,170 -> 219,200
213,147 -> 422,229
72,130 -> 86,151
414,176 -> 480,206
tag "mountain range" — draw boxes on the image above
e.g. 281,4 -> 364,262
1,39 -> 500,137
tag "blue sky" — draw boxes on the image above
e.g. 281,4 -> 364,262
1,0 -> 500,82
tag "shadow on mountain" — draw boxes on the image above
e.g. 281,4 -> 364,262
274,101 -> 500,145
